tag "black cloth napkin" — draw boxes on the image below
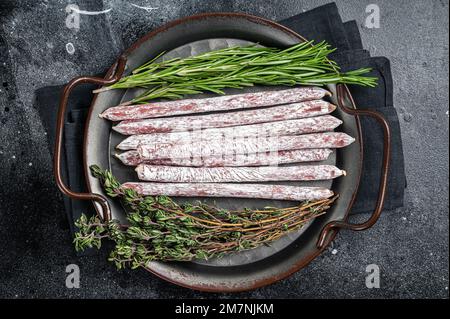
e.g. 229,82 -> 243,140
35,2 -> 406,243
35,85 -> 98,255
279,3 -> 406,213
36,84 -> 96,235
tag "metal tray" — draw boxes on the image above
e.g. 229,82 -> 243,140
54,13 -> 391,292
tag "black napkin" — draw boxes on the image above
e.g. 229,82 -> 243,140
35,85 -> 98,255
35,2 -> 406,242
335,55 -> 405,213
280,3 -> 352,51
279,3 -> 406,214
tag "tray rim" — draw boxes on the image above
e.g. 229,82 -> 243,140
82,12 -> 364,292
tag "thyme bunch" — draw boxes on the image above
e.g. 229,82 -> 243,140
74,165 -> 337,269
93,41 -> 377,104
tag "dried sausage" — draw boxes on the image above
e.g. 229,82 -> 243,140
135,164 -> 345,182
115,149 -> 333,166
138,132 -> 355,160
121,182 -> 334,201
113,100 -> 336,135
116,115 -> 342,149
100,87 -> 331,121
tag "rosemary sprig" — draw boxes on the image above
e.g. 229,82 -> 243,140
74,165 -> 337,269
93,41 -> 377,104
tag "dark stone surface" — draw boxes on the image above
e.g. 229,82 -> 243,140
0,0 -> 448,298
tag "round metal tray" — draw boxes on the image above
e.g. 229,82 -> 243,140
54,13 -> 391,292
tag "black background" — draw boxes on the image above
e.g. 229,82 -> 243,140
0,0 -> 448,298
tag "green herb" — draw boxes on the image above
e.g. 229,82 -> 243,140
93,41 -> 377,104
74,165 -> 337,269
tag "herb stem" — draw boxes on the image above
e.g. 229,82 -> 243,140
93,41 -> 377,104
74,165 -> 337,268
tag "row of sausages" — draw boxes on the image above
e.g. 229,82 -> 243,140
101,87 -> 354,201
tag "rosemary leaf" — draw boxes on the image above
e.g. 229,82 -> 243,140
93,41 -> 377,103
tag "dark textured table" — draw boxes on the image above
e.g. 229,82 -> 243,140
0,0 -> 448,298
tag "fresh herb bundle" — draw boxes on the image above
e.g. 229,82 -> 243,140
74,165 -> 337,269
93,41 -> 377,104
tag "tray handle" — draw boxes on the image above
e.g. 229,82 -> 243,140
317,84 -> 392,249
53,55 -> 127,222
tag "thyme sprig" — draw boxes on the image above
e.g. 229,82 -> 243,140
93,41 -> 377,104
74,165 -> 337,269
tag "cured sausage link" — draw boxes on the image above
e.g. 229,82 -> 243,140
113,100 -> 336,135
138,132 -> 355,160
100,87 -> 331,121
135,164 -> 345,183
116,115 -> 342,150
115,149 -> 333,167
121,182 -> 334,201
